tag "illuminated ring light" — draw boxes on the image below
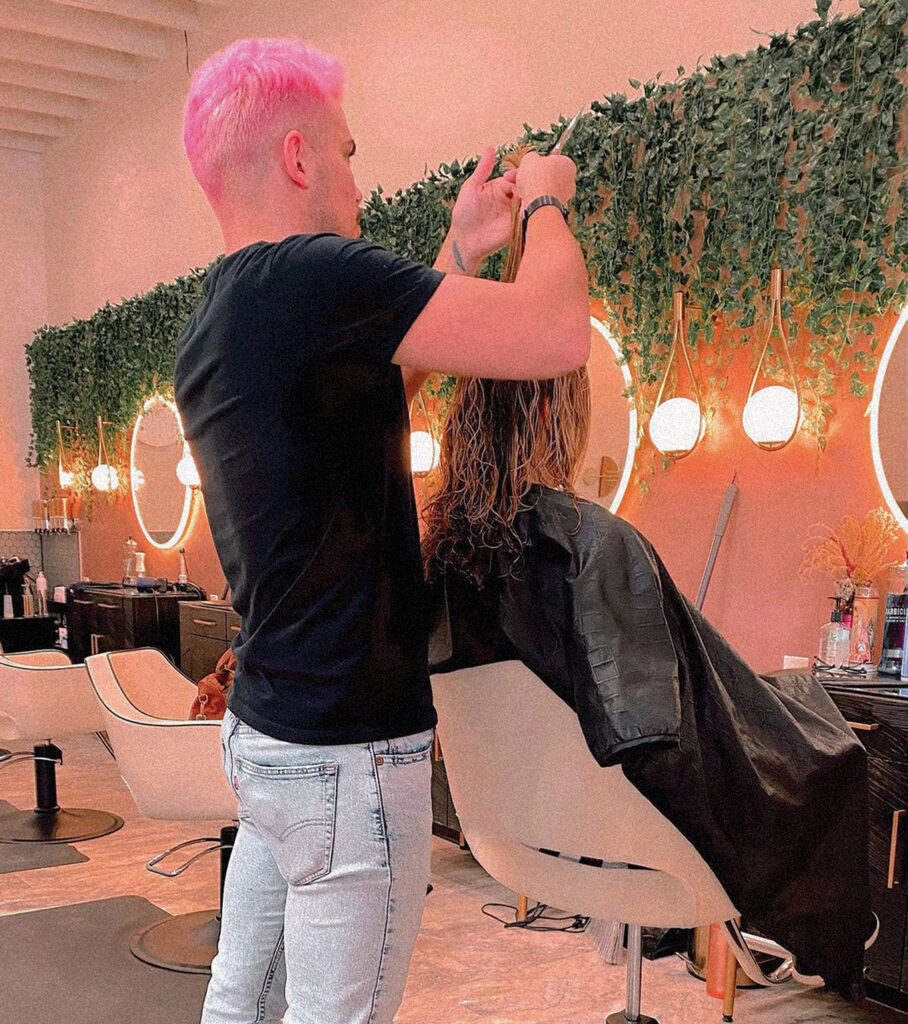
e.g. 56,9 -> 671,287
589,317 -> 638,513
130,396 -> 196,551
869,304 -> 908,536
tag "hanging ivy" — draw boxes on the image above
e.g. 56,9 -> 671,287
26,0 -> 907,500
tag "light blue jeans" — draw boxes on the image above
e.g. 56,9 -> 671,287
201,708 -> 434,1024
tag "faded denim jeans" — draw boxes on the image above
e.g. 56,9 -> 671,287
200,707 -> 434,1024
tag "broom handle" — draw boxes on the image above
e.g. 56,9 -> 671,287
695,474 -> 739,612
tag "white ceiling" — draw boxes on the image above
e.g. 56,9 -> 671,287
0,0 -> 232,154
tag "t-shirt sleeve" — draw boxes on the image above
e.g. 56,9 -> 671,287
271,233 -> 444,367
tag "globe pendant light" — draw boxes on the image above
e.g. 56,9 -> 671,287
648,290 -> 704,459
91,415 -> 119,492
176,440 -> 201,488
56,420 -> 74,489
742,268 -> 800,451
409,389 -> 440,475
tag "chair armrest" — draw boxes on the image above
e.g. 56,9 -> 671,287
0,649 -> 72,668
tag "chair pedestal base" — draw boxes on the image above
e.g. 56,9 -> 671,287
606,1014 -> 658,1024
0,807 -> 123,844
130,909 -> 220,974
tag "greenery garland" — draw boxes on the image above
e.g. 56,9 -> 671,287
27,0 -> 907,501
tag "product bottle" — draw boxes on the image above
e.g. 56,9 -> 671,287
818,598 -> 851,668
21,579 -> 34,618
135,551 -> 147,578
2,592 -> 12,619
879,554 -> 908,676
849,584 -> 879,666
35,571 -> 48,617
122,536 -> 138,587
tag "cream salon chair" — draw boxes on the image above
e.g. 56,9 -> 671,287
0,647 -> 124,843
432,661 -> 795,1024
85,646 -> 237,973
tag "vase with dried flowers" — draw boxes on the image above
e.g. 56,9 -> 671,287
799,508 -> 903,665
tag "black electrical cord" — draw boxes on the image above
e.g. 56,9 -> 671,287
481,901 -> 590,933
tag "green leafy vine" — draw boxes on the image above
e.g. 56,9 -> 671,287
27,0 -> 907,502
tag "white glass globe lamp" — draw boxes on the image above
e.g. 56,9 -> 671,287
411,430 -> 440,474
648,396 -> 703,459
176,443 -> 201,487
91,463 -> 119,492
742,385 -> 800,450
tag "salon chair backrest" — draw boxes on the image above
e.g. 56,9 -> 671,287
0,650 -> 105,741
431,660 -> 736,927
85,648 -> 235,821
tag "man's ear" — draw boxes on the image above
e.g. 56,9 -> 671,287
282,129 -> 309,189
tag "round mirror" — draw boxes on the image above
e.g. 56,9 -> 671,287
130,397 -> 195,550
575,317 -> 638,511
871,306 -> 908,534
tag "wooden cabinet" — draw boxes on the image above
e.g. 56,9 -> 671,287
66,587 -> 194,664
179,601 -> 241,681
826,687 -> 908,1004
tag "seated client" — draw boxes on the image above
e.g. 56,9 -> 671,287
423,369 -> 874,1000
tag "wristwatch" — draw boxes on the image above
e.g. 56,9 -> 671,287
521,194 -> 570,242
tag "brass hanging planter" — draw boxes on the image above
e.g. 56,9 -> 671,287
648,290 -> 704,460
742,268 -> 801,451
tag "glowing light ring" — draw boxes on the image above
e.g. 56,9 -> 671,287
589,317 -> 638,513
130,395 -> 196,550
869,304 -> 908,537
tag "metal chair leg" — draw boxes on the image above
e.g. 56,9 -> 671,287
606,924 -> 659,1024
130,824 -> 237,974
722,942 -> 738,1021
516,894 -> 529,922
0,742 -> 123,844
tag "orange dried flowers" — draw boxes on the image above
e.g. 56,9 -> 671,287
799,507 -> 902,600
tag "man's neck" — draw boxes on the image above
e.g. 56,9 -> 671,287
221,210 -> 314,255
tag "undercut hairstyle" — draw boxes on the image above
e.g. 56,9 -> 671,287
183,37 -> 344,204
422,369 -> 591,586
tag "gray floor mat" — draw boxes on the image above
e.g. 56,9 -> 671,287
0,896 -> 209,1023
0,799 -> 89,872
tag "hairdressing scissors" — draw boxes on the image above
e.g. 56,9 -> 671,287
550,109 -> 583,155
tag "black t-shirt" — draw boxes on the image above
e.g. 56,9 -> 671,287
175,233 -> 444,744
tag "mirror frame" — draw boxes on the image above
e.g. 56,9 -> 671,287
869,304 -> 908,537
589,316 -> 638,513
130,395 -> 196,551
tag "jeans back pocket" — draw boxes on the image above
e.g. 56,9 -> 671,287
234,758 -> 338,887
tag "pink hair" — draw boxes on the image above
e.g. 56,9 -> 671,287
183,37 -> 344,202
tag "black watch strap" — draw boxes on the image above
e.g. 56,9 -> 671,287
521,194 -> 570,241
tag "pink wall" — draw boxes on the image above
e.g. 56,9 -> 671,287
20,0 -> 908,672
1,148 -> 45,527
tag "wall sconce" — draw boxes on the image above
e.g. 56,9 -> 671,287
176,441 -> 201,488
91,415 -> 119,492
648,290 -> 704,459
742,268 -> 801,451
409,390 -> 441,475
56,420 -> 74,489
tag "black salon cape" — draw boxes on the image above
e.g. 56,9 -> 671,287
429,486 -> 872,1000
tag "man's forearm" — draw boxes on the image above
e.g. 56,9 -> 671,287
401,230 -> 487,401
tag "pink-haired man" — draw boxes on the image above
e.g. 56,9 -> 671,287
176,36 -> 589,1024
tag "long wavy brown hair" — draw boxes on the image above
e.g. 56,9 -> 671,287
422,369 -> 591,585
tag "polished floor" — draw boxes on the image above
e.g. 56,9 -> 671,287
0,730 -> 904,1024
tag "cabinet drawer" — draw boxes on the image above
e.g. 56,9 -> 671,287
180,606 -> 228,642
226,610 -> 242,640
831,692 -> 908,764
188,635 -> 232,682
